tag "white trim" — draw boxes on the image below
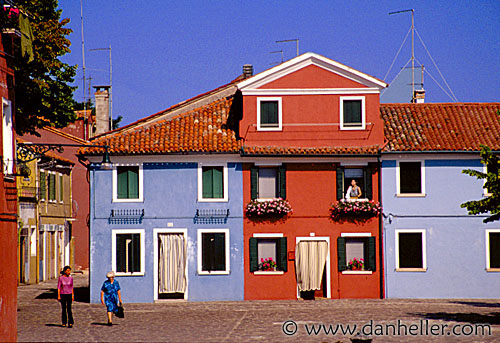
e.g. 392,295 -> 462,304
237,52 -> 388,90
485,229 -> 500,270
339,96 -> 365,130
254,161 -> 282,167
112,164 -> 144,203
257,97 -> 282,131
295,236 -> 331,299
153,228 -> 188,301
111,229 -> 146,276
197,163 -> 229,202
197,228 -> 230,275
341,232 -> 372,237
396,160 -> 426,196
2,97 -> 14,175
253,233 -> 284,238
342,270 -> 373,275
395,229 -> 427,271
242,88 -> 381,96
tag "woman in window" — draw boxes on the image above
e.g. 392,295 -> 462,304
345,179 -> 362,200
57,266 -> 74,328
100,271 -> 123,326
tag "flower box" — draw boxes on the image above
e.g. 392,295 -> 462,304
348,257 -> 364,271
259,257 -> 277,271
330,199 -> 382,220
246,198 -> 292,218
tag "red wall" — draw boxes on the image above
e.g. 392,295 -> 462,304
243,163 -> 381,300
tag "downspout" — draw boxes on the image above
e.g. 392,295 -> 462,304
377,150 -> 384,299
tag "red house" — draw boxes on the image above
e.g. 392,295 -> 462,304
238,53 -> 387,300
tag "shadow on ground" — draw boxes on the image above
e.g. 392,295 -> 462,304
411,311 -> 500,325
451,301 -> 500,309
35,286 -> 90,303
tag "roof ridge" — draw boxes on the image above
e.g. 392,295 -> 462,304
43,127 -> 88,144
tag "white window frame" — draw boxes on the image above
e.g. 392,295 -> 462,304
112,229 -> 145,276
252,233 -> 285,275
2,98 -> 13,175
112,164 -> 144,203
197,163 -> 228,202
395,229 -> 427,271
396,160 -> 426,197
257,97 -> 282,131
197,228 -> 230,275
339,96 -> 365,130
340,232 -> 373,275
485,229 -> 500,271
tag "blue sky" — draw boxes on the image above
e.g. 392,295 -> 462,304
59,1 -> 500,126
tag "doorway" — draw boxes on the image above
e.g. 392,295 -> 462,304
295,237 -> 331,299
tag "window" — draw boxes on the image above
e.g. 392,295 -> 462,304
39,171 -> 47,201
112,229 -> 145,275
2,98 -> 13,175
249,235 -> 287,272
197,229 -> 229,274
48,173 -> 56,202
251,166 -> 286,200
113,165 -> 143,202
336,166 -> 373,200
340,96 -> 365,130
337,236 -> 376,272
486,230 -> 500,270
197,164 -> 228,202
257,97 -> 282,131
396,230 -> 426,270
59,174 -> 64,203
398,161 -> 425,195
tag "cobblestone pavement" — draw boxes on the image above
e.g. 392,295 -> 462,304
17,273 -> 500,342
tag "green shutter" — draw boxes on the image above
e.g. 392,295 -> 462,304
364,166 -> 372,200
250,167 -> 258,200
337,237 -> 347,271
128,168 -> 139,199
261,101 -> 278,126
214,233 -> 226,271
59,175 -> 64,202
202,167 -> 213,198
39,171 -> 46,200
212,167 -> 223,199
117,167 -> 128,199
49,174 -> 56,201
277,237 -> 288,272
344,100 -> 361,125
249,237 -> 258,272
279,165 -> 286,199
336,167 -> 344,200
367,237 -> 376,271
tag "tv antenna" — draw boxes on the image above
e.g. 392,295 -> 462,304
276,39 -> 299,58
269,49 -> 284,65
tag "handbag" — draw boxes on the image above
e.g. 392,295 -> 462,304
115,303 -> 124,318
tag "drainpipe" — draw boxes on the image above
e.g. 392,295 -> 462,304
377,151 -> 384,299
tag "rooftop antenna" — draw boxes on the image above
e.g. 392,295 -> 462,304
90,45 -> 112,130
269,49 -> 284,65
276,39 -> 299,57
80,0 -> 87,139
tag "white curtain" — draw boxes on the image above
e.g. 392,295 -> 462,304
159,234 -> 187,293
295,241 -> 328,292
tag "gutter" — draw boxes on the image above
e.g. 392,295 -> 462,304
382,150 -> 500,154
377,151 -> 384,299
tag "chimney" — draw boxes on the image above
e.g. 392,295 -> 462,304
94,86 -> 110,135
243,64 -> 253,78
412,89 -> 426,104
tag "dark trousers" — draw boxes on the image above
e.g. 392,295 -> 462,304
60,294 -> 74,325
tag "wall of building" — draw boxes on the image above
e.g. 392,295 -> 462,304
382,157 -> 500,298
89,159 -> 244,303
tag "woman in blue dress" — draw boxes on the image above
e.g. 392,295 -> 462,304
100,271 -> 123,326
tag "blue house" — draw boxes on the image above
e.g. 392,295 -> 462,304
82,78 -> 248,303
381,103 -> 500,298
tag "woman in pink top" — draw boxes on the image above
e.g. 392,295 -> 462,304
57,266 -> 74,327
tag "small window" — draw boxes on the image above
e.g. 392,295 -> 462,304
399,162 -> 422,194
336,166 -> 373,200
197,229 -> 229,274
116,166 -> 139,199
257,98 -> 282,131
340,97 -> 365,130
2,98 -> 14,174
487,231 -> 500,269
48,173 -> 56,202
396,230 -> 426,270
249,237 -> 287,272
337,236 -> 376,271
114,232 -> 143,274
202,166 -> 224,199
59,174 -> 64,203
251,166 -> 286,200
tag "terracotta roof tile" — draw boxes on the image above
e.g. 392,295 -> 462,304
381,103 -> 500,152
242,145 -> 380,156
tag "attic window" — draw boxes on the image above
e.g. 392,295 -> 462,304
340,96 -> 365,130
257,98 -> 282,131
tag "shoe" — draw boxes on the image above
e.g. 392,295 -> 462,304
61,324 -> 67,327
107,322 -> 112,326
68,324 -> 73,328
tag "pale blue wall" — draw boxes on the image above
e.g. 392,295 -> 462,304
382,157 -> 500,298
89,161 -> 244,303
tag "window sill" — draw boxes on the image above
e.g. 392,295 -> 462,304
253,271 -> 284,275
395,268 -> 427,272
113,198 -> 144,203
344,198 -> 369,202
486,268 -> 500,272
197,198 -> 229,203
115,272 -> 145,277
341,270 -> 373,275
198,271 -> 230,275
340,125 -> 365,131
256,126 -> 282,132
396,193 -> 426,198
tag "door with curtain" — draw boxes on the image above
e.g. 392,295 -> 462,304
295,240 -> 329,299
158,233 -> 187,299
